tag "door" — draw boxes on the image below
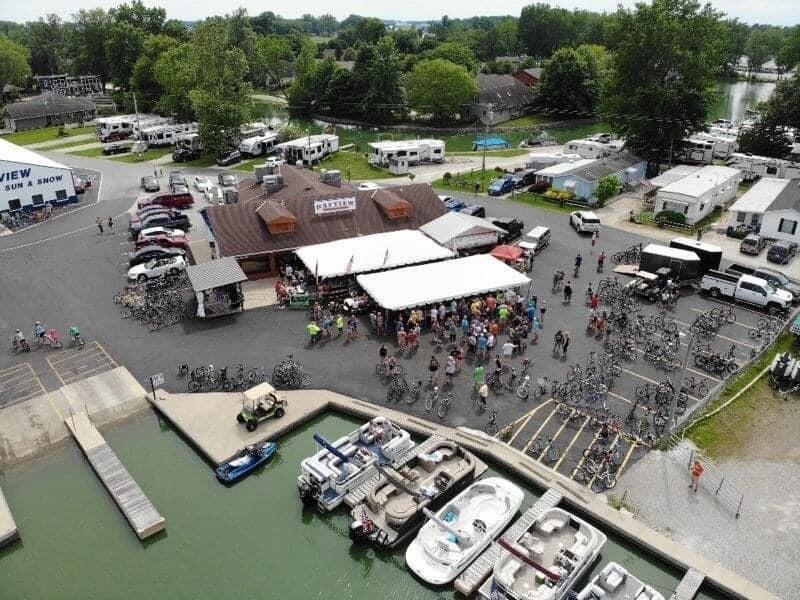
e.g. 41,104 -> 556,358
750,214 -> 760,227
737,282 -> 764,305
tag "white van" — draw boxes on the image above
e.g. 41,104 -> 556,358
518,226 -> 551,254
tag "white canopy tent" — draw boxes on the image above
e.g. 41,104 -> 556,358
356,254 -> 531,311
294,229 -> 453,280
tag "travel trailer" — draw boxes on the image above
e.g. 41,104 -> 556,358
138,123 -> 199,147
367,139 -> 445,167
679,138 -> 715,164
276,134 -> 339,165
239,131 -> 279,157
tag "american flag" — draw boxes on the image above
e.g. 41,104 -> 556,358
642,178 -> 654,190
345,254 -> 354,274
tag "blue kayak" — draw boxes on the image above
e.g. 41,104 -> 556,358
215,442 -> 277,483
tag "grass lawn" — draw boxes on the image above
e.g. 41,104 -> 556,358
72,147 -> 106,158
549,122 -> 612,144
112,148 -> 174,163
449,149 -> 529,158
176,155 -> 218,168
233,159 -> 260,172
3,125 -> 95,146
40,139 -> 100,151
500,114 -> 556,128
315,151 -> 402,181
512,192 -> 576,213
431,170 -> 501,194
685,332 -> 793,457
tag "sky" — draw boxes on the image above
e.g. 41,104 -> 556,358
5,0 -> 799,26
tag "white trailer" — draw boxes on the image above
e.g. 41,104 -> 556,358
564,135 -> 625,159
726,153 -> 800,182
139,123 -> 198,147
96,114 -> 162,140
276,134 -> 339,165
240,121 -> 271,138
367,139 -> 445,167
525,152 -> 582,170
679,138 -> 715,164
694,132 -> 738,159
238,131 -> 279,157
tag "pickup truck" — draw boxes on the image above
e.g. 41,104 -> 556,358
700,270 -> 793,314
726,263 -> 800,303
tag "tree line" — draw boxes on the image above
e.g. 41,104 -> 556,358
1,1 -> 799,160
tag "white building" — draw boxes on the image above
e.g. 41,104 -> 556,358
729,178 -> 800,233
525,153 -> 582,170
419,211 -> 505,252
726,153 -> 800,182
533,159 -> 596,185
649,165 -> 701,189
564,135 -> 625,159
276,134 -> 339,165
0,138 -> 77,215
655,165 -> 741,224
760,180 -> 800,244
367,139 -> 445,167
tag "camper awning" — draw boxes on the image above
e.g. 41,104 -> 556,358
294,229 -> 453,279
357,254 -> 530,311
186,257 -> 247,292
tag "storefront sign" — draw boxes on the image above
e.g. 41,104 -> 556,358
314,196 -> 357,215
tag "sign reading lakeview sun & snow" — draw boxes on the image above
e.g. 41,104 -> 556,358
313,196 -> 357,216
1,167 -> 65,192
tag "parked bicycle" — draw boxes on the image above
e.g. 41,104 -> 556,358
436,393 -> 452,419
484,409 -> 499,436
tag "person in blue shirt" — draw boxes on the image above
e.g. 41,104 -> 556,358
477,332 -> 488,360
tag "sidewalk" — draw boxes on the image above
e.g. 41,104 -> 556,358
619,440 -> 800,599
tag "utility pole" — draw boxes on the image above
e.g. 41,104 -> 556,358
133,92 -> 141,139
481,121 -> 488,176
670,330 -> 694,428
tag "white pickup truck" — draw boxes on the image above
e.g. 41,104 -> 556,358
700,270 -> 793,314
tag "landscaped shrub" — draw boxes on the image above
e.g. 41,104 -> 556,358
655,210 -> 686,224
443,172 -> 452,182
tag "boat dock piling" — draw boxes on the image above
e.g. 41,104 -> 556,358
456,488 -> 563,597
0,485 -> 19,548
65,411 -> 165,540
670,568 -> 706,600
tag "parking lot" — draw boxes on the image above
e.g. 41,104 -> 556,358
0,362 -> 47,409
46,341 -> 118,386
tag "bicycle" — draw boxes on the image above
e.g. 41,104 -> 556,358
681,375 -> 709,397
484,409 -> 499,436
406,380 -> 422,404
437,393 -> 452,419
424,386 -> 439,412
516,375 -> 531,399
532,376 -> 549,399
592,467 -> 618,492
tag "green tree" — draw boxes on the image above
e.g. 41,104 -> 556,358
737,121 -> 791,159
322,68 -> 357,117
252,35 -> 294,94
354,18 -> 386,45
537,46 -> 602,116
406,59 -> 476,124
776,30 -> 800,73
519,4 -> 576,59
431,41 -> 478,72
719,19 -> 749,70
761,74 -> 800,129
745,30 -> 773,74
494,18 -> 521,58
286,40 -> 319,116
70,9 -> 111,85
602,0 -> 723,161
153,43 -> 197,120
131,34 -> 178,110
0,37 -> 31,96
596,174 -> 622,202
109,0 -> 166,35
363,36 -> 405,123
105,21 -> 146,87
26,15 -> 67,75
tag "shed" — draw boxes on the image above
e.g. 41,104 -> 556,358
186,257 -> 247,318
472,137 -> 511,151
419,212 -> 505,251
2,93 -> 96,132
357,254 -> 530,311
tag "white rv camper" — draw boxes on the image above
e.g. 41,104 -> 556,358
238,131 -> 279,157
680,138 -> 715,164
367,139 -> 445,167
139,122 -> 199,147
276,134 -> 339,165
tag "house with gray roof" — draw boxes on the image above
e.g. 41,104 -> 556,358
2,93 -> 96,132
535,151 -> 646,202
730,178 -> 800,240
467,73 -> 536,126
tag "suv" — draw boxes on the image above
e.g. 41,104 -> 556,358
460,205 -> 486,218
103,143 -> 130,156
767,240 -> 798,265
218,173 -> 237,187
130,212 -> 192,236
138,191 -> 194,210
172,147 -> 202,162
140,176 -> 160,192
570,210 -> 601,233
740,234 -> 766,255
438,195 -> 467,212
216,149 -> 241,166
490,217 -> 524,243
488,175 -> 515,196
168,171 -> 187,188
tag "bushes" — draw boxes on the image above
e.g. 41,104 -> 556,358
655,210 -> 686,225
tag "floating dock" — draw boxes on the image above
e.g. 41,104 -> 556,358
65,411 -> 165,540
670,568 -> 706,600
0,484 -> 18,548
457,488 -> 563,597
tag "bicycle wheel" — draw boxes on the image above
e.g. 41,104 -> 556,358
573,468 -> 590,484
437,402 -> 449,419
425,395 -> 434,412
301,373 -> 312,387
188,379 -> 202,393
726,362 -> 739,375
698,382 -> 709,397
484,421 -> 499,436
546,446 -> 561,462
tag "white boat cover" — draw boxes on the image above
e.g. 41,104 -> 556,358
294,229 -> 453,280
357,254 -> 530,311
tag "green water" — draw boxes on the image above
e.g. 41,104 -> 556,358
0,412 -> 728,599
710,80 -> 776,124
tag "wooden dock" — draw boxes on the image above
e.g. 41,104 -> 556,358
65,411 -> 165,540
0,484 -> 18,548
456,488 -> 563,597
670,568 -> 706,600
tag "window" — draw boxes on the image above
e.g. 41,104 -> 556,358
8,199 -> 21,211
736,212 -> 746,223
778,218 -> 798,235
766,166 -> 778,175
32,194 -> 44,206
55,189 -> 67,200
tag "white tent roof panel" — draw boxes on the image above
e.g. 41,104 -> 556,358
295,229 -> 453,279
357,254 -> 530,311
419,212 -> 504,245
0,137 -> 71,170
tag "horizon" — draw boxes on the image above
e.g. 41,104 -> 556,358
2,0 -> 799,27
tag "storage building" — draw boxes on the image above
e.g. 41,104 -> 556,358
2,93 -> 96,132
0,138 -> 77,215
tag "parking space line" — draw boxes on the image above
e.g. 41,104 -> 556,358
706,298 -> 768,316
46,355 -> 67,386
616,441 -> 639,477
620,367 -> 661,385
687,307 -> 755,330
0,363 -> 29,376
54,354 -> 112,373
522,407 -> 559,454
553,415 -> 590,471
61,364 -> 113,384
95,341 -> 119,368
508,399 -> 554,445
607,390 -> 634,405
571,430 -> 602,479
672,319 -> 758,348
587,433 -> 621,489
46,347 -> 101,366
0,369 -> 37,385
537,410 -> 574,463
684,365 -> 721,382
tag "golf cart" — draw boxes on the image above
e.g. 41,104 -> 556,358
237,382 -> 288,431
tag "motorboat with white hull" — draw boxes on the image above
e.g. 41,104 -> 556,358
349,440 -> 481,550
297,416 -> 415,512
480,506 -> 606,600
405,477 -> 524,586
575,562 -> 665,600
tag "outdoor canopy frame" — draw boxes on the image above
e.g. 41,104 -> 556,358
294,229 -> 454,280
356,254 -> 531,311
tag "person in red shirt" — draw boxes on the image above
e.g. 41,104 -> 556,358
690,460 -> 705,492
485,294 -> 497,315
489,321 -> 499,338
590,293 -> 599,310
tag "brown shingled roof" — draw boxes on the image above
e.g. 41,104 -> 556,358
206,166 -> 448,258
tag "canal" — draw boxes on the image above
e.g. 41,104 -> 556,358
710,80 -> 776,124
0,412 -> 729,599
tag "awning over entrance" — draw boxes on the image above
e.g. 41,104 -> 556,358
186,257 -> 248,292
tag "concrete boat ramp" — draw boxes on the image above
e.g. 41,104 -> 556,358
0,485 -> 18,548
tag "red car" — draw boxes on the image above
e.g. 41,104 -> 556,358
134,231 -> 189,250
137,191 -> 194,210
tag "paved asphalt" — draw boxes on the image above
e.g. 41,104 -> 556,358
0,154 -> 784,490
